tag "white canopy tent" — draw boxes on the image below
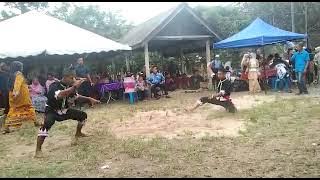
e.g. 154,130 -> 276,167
0,11 -> 131,59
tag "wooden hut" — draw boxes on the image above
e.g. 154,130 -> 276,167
121,3 -> 221,80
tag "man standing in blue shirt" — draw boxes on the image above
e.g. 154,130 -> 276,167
290,43 -> 310,95
147,65 -> 169,99
208,55 -> 223,90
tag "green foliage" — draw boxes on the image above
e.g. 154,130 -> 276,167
49,3 -> 133,41
0,2 -> 49,21
194,5 -> 251,39
4,2 -> 48,14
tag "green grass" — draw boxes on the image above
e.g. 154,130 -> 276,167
0,91 -> 320,177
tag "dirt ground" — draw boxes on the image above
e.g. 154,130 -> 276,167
0,88 -> 320,177
110,93 -> 276,139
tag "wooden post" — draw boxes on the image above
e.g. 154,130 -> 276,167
125,54 -> 130,72
180,49 -> 184,74
144,42 -> 150,78
206,39 -> 213,90
112,59 -> 116,79
262,47 -> 267,95
305,2 -> 308,47
291,2 -> 295,32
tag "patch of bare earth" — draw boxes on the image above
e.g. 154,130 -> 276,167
110,93 -> 276,139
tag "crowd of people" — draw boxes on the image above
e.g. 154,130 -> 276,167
262,42 -> 313,95
208,42 -> 314,95
0,56 -> 207,132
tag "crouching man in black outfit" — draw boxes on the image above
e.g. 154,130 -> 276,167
186,68 -> 237,113
35,69 -> 100,158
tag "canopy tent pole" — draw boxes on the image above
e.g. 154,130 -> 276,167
304,2 -> 308,48
144,42 -> 150,78
206,39 -> 213,90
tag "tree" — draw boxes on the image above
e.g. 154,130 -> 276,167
0,2 -> 48,21
194,2 -> 320,48
50,3 -> 133,41
194,5 -> 251,39
0,9 -> 14,20
4,2 -> 48,14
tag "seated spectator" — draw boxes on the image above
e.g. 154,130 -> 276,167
270,53 -> 289,68
274,62 -> 291,93
139,71 -> 146,80
270,53 -> 291,91
115,75 -> 124,100
190,70 -> 204,90
225,66 -> 232,80
29,77 -> 48,113
98,72 -> 110,84
136,75 -> 147,101
90,73 -> 101,100
181,73 -> 189,89
147,65 -> 169,99
45,73 -> 59,93
175,72 -> 182,89
164,72 -> 176,91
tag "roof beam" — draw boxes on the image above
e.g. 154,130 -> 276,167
152,35 -> 213,41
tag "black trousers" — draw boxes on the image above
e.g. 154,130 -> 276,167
78,81 -> 92,97
116,88 -> 124,100
137,90 -> 146,100
151,84 -> 168,97
76,81 -> 92,106
38,107 -> 87,137
199,97 -> 236,113
0,91 -> 9,114
212,76 -> 218,90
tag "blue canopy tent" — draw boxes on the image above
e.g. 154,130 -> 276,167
214,18 -> 307,49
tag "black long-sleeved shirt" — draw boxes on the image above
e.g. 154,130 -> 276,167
217,78 -> 232,97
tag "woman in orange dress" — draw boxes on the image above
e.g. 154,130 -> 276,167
3,61 -> 36,134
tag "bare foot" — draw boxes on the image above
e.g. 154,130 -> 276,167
2,128 -> 10,134
34,121 -> 42,127
75,133 -> 89,138
34,150 -> 44,158
71,138 -> 79,146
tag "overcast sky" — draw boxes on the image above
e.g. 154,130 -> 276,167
0,2 -> 233,25
76,2 -> 232,25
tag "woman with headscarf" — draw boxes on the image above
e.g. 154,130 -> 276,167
3,61 -> 36,134
240,53 -> 250,80
247,52 -> 261,94
29,77 -> 48,113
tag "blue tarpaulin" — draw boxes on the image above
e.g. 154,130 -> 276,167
214,18 -> 307,49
